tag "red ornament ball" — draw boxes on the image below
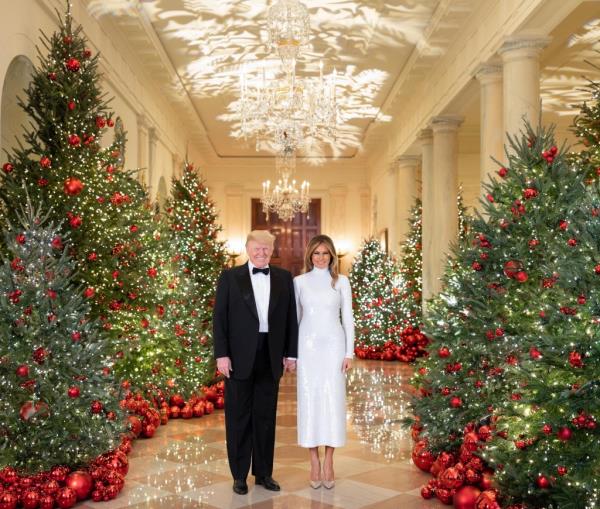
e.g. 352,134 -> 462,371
536,475 -> 550,489
557,426 -> 572,441
421,486 -> 435,499
69,215 -> 82,229
450,396 -> 463,408
16,364 -> 29,377
65,471 -> 93,500
56,487 -> 76,509
0,492 -> 17,509
21,490 -> 41,509
67,386 -> 80,398
557,465 -> 568,476
454,485 -> 481,509
68,134 -> 81,146
90,400 -> 103,414
2,163 -> 13,173
515,271 -> 528,282
64,177 -> 84,196
441,466 -> 464,490
66,58 -> 80,72
38,495 -> 54,509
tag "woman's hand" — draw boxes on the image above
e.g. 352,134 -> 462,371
342,358 -> 352,373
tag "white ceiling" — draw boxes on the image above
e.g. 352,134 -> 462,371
84,0 -> 600,163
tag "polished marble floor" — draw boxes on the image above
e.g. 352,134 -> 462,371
81,360 -> 443,509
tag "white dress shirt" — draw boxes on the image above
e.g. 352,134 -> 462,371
248,261 -> 270,333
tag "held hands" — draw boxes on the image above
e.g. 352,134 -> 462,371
283,358 -> 297,373
342,358 -> 352,373
216,356 -> 232,378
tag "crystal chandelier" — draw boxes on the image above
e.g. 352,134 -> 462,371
237,0 -> 338,151
261,144 -> 311,221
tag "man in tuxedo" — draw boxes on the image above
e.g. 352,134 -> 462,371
213,230 -> 298,495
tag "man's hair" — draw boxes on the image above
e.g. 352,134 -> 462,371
246,230 -> 275,246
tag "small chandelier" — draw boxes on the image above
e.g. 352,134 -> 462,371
267,0 -> 310,73
261,145 -> 311,222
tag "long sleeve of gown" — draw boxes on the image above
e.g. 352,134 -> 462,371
339,276 -> 355,358
293,277 -> 303,325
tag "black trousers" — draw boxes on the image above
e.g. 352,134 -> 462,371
224,334 -> 279,480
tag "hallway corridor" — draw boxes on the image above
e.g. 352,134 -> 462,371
81,361 -> 442,509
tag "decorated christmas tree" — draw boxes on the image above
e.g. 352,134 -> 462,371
166,162 -> 227,327
0,202 -> 125,473
397,199 -> 423,327
350,238 -> 428,361
160,163 -> 227,394
409,122 -> 600,507
478,87 -> 600,509
0,7 -> 217,401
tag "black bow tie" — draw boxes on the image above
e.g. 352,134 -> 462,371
252,267 -> 270,276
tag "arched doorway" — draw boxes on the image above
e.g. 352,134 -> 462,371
251,199 -> 321,276
1,55 -> 34,155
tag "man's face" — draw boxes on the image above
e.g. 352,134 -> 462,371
246,240 -> 273,268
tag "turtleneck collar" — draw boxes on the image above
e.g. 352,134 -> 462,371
311,266 -> 331,275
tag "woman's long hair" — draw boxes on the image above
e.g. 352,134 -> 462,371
303,235 -> 339,288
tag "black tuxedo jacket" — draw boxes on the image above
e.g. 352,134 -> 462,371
213,263 -> 298,380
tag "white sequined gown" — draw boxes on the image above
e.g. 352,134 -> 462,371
294,267 -> 355,448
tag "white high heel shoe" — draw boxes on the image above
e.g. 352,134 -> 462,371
322,467 -> 335,489
310,462 -> 321,489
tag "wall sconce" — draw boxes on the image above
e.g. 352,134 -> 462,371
225,239 -> 244,267
336,239 -> 350,261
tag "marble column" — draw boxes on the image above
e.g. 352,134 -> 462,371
475,63 -> 503,198
499,35 -> 550,143
148,126 -> 157,197
425,116 -> 463,302
419,128 -> 434,307
394,155 -> 420,246
136,114 -> 149,186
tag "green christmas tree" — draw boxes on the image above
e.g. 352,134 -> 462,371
166,163 -> 227,326
477,88 -> 600,509
409,123 -> 600,507
398,199 -> 423,327
0,7 -> 200,398
0,202 -> 125,473
350,239 -> 428,361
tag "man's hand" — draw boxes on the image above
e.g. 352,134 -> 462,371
342,358 -> 352,373
283,358 -> 297,373
217,356 -> 233,378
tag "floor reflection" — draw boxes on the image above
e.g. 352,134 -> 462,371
79,360 -> 441,509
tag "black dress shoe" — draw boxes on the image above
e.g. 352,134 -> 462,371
233,479 -> 248,495
255,476 -> 280,491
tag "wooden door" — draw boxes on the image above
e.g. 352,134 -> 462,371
251,199 -> 321,276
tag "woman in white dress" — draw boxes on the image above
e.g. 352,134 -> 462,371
294,235 -> 355,489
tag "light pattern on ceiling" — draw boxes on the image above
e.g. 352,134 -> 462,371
86,0 -> 438,156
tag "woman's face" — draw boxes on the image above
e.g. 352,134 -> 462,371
311,243 -> 332,269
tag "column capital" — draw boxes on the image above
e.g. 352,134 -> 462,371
499,34 -> 551,60
417,128 -> 433,144
431,115 -> 464,133
396,155 -> 420,169
148,126 -> 158,146
475,62 -> 502,85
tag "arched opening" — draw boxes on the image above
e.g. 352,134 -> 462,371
1,55 -> 34,155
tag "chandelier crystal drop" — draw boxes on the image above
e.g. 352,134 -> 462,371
261,145 -> 310,222
267,0 -> 310,73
